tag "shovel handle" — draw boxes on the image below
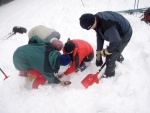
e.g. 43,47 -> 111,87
98,57 -> 110,73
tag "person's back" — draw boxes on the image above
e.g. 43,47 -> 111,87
13,43 -> 45,71
28,25 -> 63,51
72,39 -> 94,59
96,11 -> 131,41
13,36 -> 60,74
28,25 -> 58,40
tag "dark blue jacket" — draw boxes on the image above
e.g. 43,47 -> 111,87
95,11 -> 132,52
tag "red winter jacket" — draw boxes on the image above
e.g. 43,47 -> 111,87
63,39 -> 94,75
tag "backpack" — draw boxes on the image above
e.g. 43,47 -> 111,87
141,7 -> 150,24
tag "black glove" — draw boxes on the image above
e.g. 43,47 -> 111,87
13,26 -> 27,34
95,51 -> 103,66
96,58 -> 103,66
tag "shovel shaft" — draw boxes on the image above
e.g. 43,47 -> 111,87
98,60 -> 107,72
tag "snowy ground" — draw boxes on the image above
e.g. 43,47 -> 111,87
0,0 -> 150,113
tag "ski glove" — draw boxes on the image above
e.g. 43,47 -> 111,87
96,51 -> 103,66
13,26 -> 27,34
100,49 -> 112,56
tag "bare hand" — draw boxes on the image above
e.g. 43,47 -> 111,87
57,73 -> 65,78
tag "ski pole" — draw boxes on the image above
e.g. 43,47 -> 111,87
137,0 -> 139,9
0,68 -> 9,80
3,32 -> 15,40
81,0 -> 84,7
0,32 -> 15,40
134,0 -> 137,10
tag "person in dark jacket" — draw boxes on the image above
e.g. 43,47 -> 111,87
79,11 -> 132,77
13,36 -> 71,87
58,39 -> 94,78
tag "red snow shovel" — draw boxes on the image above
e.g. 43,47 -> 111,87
81,53 -> 114,89
81,61 -> 106,89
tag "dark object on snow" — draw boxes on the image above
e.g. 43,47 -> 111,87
0,0 -> 13,6
0,26 -> 27,40
141,7 -> 150,24
13,26 -> 27,34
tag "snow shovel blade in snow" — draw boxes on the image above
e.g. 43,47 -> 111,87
81,72 -> 100,89
81,52 -> 115,89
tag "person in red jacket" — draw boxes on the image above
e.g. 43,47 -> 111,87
58,39 -> 94,78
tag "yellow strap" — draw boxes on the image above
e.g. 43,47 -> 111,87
27,74 -> 37,82
100,49 -> 112,55
104,49 -> 112,55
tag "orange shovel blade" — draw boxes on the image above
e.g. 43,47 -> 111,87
81,72 -> 100,89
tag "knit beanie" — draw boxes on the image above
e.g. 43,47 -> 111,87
51,39 -> 63,51
79,13 -> 95,30
64,41 -> 75,53
60,54 -> 71,66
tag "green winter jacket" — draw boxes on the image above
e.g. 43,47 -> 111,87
13,36 -> 61,84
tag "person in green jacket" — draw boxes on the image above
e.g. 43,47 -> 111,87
13,36 -> 71,86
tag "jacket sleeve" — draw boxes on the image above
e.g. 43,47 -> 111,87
64,53 -> 79,75
64,61 -> 76,75
43,72 -> 61,84
96,33 -> 104,51
104,26 -> 122,52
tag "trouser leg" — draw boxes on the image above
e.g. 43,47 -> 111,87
27,70 -> 46,89
116,41 -> 128,63
117,54 -> 124,63
104,28 -> 132,77
105,52 -> 120,77
79,52 -> 94,72
105,41 -> 129,77
81,52 -> 94,64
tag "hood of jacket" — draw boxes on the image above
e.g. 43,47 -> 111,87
48,50 -> 60,72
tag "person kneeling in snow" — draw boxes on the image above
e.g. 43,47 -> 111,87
13,36 -> 71,88
28,25 -> 63,51
58,39 -> 94,78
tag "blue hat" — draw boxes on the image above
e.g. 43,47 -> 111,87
60,54 -> 71,66
79,13 -> 95,30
